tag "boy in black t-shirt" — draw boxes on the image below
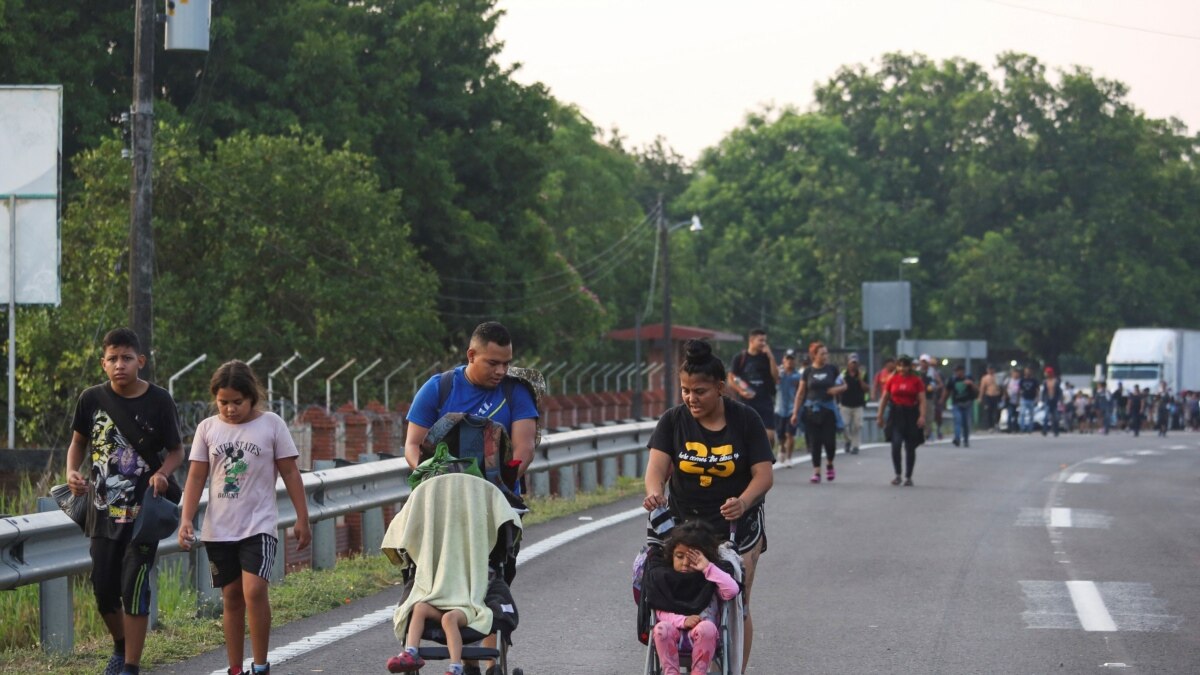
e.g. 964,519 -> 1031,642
64,328 -> 183,675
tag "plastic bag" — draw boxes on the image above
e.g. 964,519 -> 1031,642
407,441 -> 484,489
50,483 -> 89,533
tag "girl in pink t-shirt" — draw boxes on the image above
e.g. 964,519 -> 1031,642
179,361 -> 311,675
644,520 -> 740,675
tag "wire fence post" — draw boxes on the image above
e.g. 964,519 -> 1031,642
325,359 -> 358,413
383,359 -> 412,410
352,358 -> 383,410
412,362 -> 441,397
542,362 -> 569,395
292,357 -> 326,422
268,351 -> 301,416
168,354 -> 208,399
243,352 -> 263,366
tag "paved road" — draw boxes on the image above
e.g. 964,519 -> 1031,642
158,431 -> 1199,674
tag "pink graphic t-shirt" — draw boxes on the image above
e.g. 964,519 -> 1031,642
189,412 -> 299,542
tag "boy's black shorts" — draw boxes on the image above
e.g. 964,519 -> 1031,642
90,536 -> 159,616
206,533 -> 278,587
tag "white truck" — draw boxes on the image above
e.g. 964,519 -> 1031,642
1105,328 -> 1200,394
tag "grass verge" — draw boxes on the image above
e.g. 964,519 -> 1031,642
0,476 -> 643,674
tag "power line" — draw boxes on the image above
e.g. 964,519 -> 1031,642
440,202 -> 659,287
979,0 -> 1200,41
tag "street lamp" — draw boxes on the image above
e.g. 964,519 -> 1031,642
899,256 -> 919,344
656,199 -> 702,410
633,197 -> 703,415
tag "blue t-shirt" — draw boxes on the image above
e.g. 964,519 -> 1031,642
406,365 -> 539,433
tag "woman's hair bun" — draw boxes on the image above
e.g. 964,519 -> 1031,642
683,339 -> 714,364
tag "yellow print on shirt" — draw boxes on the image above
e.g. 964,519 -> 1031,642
679,442 -> 735,487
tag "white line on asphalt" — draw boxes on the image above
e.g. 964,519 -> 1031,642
1049,508 -> 1072,528
1066,473 -> 1089,484
1066,580 -> 1118,631
1167,444 -> 1187,450
208,506 -> 648,674
1100,457 -> 1136,465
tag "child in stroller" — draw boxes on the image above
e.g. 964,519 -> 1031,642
639,519 -> 742,675
382,472 -> 524,675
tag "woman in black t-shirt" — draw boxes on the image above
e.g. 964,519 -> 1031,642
645,339 -> 775,673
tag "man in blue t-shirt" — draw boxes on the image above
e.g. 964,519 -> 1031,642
403,321 -> 537,675
404,321 -> 539,479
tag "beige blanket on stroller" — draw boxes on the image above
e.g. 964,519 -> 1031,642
383,473 -> 521,637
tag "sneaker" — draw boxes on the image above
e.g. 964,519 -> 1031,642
810,473 -> 821,484
103,653 -> 125,675
250,664 -> 271,675
387,651 -> 426,673
904,478 -> 914,486
463,667 -> 483,675
964,440 -> 970,448
851,447 -> 860,455
891,476 -> 902,486
826,466 -> 835,482
952,438 -> 960,447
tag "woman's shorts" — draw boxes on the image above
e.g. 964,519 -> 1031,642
205,533 -> 278,587
648,504 -> 767,556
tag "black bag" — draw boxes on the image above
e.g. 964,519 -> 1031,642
49,482 -> 89,532
97,385 -> 183,504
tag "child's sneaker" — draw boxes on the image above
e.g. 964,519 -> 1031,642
387,651 -> 426,673
826,466 -> 835,482
810,472 -> 820,483
249,663 -> 271,675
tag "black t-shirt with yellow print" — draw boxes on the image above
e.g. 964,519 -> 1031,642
649,397 -> 775,520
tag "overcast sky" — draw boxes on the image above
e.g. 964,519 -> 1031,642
494,0 -> 1200,161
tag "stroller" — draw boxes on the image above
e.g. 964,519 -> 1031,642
633,512 -> 745,675
382,473 -> 525,675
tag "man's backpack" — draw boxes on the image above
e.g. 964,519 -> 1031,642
421,366 -> 545,504
433,366 -> 546,445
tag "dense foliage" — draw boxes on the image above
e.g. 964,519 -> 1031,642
2,0 -> 1197,445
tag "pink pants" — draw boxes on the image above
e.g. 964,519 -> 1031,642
653,620 -> 718,675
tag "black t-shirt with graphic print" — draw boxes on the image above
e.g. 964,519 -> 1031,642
71,382 -> 182,540
648,397 -> 775,520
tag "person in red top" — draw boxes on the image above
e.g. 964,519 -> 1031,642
877,355 -> 927,486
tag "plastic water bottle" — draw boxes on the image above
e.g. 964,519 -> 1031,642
733,375 -> 756,399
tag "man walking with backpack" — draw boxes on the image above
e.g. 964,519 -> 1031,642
404,321 -> 539,486
403,321 -> 538,675
728,328 -> 781,444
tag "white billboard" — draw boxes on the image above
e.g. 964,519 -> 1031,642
0,85 -> 62,305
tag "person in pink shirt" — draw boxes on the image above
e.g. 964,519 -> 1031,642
644,520 -> 741,675
179,361 -> 311,675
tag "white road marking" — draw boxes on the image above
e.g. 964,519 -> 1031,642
1066,473 -> 1089,484
1167,444 -> 1187,450
208,506 -> 647,674
1067,581 -> 1118,631
1100,457 -> 1136,465
1049,508 -> 1072,528
1134,450 -> 1162,456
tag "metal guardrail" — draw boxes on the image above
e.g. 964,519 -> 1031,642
0,420 -> 658,653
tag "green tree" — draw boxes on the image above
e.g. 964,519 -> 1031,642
13,125 -> 440,444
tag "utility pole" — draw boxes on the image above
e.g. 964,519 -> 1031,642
659,195 -> 674,408
130,0 -> 156,379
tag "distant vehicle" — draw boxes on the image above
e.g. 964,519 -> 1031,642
1105,328 -> 1200,394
